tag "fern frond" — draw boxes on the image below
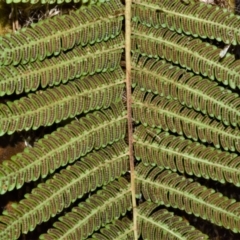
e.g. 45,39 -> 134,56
134,125 -> 240,186
88,218 -> 133,240
39,178 -> 132,240
132,56 -> 240,127
0,140 -> 129,240
131,22 -> 240,89
132,0 -> 240,45
0,102 -> 127,194
138,201 -> 208,239
5,0 -> 116,6
132,87 -> 240,152
135,163 -> 240,233
0,67 -> 125,135
0,0 -> 124,65
0,33 -> 124,96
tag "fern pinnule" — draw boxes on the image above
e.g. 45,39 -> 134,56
0,0 -> 124,65
0,33 -> 124,96
132,87 -> 240,152
134,125 -> 240,186
136,163 -> 240,233
40,178 -> 132,240
131,22 -> 240,89
0,67 -> 125,135
132,56 -> 240,127
132,0 -> 240,45
0,140 -> 129,240
0,102 -> 127,194
88,218 -> 133,240
138,201 -> 208,239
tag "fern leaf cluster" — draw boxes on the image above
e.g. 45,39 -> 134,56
0,67 -> 125,135
137,201 -> 208,239
0,1 -> 124,65
134,125 -> 240,186
136,162 -> 240,232
132,0 -> 240,45
131,0 -> 240,238
132,22 -> 240,89
0,0 -> 240,239
40,178 -> 132,239
132,56 -> 240,127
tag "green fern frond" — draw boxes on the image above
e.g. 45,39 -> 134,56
138,201 -> 208,239
39,177 -> 132,240
0,102 -> 127,194
0,67 -> 125,135
132,0 -> 240,45
0,140 -> 129,240
135,163 -> 240,233
5,0 -> 110,6
88,217 -> 133,240
132,56 -> 240,127
0,0 -> 124,65
134,125 -> 240,186
0,33 -> 124,96
131,22 -> 240,89
132,87 -> 240,152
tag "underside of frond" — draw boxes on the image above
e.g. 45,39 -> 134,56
137,201 -> 208,239
88,217 -> 133,240
0,0 -> 124,65
39,178 -> 132,240
0,33 -> 124,96
134,125 -> 240,187
0,102 -> 127,194
132,87 -> 240,152
132,0 -> 240,45
0,139 -> 129,239
135,162 -> 240,233
131,22 -> 240,89
0,67 -> 125,135
132,55 -> 240,127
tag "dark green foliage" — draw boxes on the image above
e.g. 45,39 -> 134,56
0,102 -> 127,194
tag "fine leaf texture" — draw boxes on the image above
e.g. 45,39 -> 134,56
0,67 -> 125,135
0,33 -> 124,96
134,125 -> 240,187
137,201 -> 208,239
131,22 -> 240,89
132,87 -> 240,152
39,178 -> 132,240
132,55 -> 240,127
0,0 -> 124,65
135,163 -> 240,233
132,0 -> 240,45
0,102 -> 127,194
0,140 -> 129,240
88,218 -> 134,240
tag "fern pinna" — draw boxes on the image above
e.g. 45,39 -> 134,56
0,0 -> 240,239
